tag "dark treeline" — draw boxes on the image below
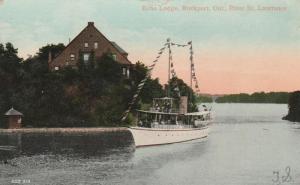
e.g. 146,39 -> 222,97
0,42 -> 198,128
216,92 -> 289,104
283,91 -> 300,122
196,95 -> 213,103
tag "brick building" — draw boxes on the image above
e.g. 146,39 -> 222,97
49,22 -> 132,75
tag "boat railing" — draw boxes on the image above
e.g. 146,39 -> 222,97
149,107 -> 180,113
151,124 -> 194,129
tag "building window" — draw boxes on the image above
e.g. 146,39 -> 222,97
94,42 -> 98,49
123,68 -> 126,75
84,42 -> 89,48
112,54 -> 117,61
70,54 -> 75,61
127,68 -> 130,78
122,67 -> 130,78
83,53 -> 90,62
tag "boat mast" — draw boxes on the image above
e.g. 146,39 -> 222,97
167,38 -> 171,97
190,59 -> 193,88
190,41 -> 193,88
189,41 -> 194,111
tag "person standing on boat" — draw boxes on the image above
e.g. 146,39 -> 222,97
166,102 -> 171,113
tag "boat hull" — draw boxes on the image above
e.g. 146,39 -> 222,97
128,126 -> 209,147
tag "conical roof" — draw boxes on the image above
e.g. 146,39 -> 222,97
4,108 -> 23,116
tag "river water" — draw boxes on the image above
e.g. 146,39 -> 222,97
1,103 -> 300,185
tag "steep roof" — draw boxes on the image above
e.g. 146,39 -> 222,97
5,108 -> 23,116
111,42 -> 128,55
51,22 -> 131,66
91,24 -> 131,65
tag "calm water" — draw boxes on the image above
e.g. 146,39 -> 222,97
1,103 -> 300,185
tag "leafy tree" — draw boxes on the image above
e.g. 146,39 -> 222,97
167,77 -> 198,112
37,43 -> 65,61
0,43 -> 23,127
140,78 -> 165,104
130,61 -> 148,84
216,92 -> 289,104
196,95 -> 213,103
283,91 -> 300,122
130,61 -> 164,106
0,42 -> 200,128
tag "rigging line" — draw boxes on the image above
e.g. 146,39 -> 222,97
170,40 -> 201,96
169,40 -> 200,93
121,41 -> 168,121
121,39 -> 202,121
168,39 -> 182,97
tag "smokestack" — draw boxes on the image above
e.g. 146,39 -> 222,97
179,96 -> 188,114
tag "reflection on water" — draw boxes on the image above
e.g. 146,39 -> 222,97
1,104 -> 300,185
0,130 -> 134,185
0,130 -> 133,159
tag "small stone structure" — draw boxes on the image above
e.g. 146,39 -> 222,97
4,108 -> 23,129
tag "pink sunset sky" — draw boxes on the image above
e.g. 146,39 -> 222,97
137,42 -> 300,94
0,0 -> 300,94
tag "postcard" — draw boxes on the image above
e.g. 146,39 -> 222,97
0,0 -> 299,184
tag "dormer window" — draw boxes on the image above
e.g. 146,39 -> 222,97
112,54 -> 117,61
84,42 -> 89,48
94,42 -> 98,49
70,54 -> 75,61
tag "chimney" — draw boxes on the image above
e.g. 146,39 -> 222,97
88,22 -> 94,26
48,51 -> 52,64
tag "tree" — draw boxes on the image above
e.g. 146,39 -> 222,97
167,77 -> 198,112
140,78 -> 165,104
196,95 -> 213,103
37,43 -> 65,61
130,61 -> 165,105
283,91 -> 300,122
25,43 -> 65,75
0,42 -> 23,127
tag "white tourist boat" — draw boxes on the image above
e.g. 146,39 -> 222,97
129,97 -> 212,147
127,39 -> 212,147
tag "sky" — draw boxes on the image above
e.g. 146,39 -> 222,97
0,0 -> 300,94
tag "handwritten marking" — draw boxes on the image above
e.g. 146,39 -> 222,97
272,166 -> 292,185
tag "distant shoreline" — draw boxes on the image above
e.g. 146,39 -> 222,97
214,92 -> 289,104
214,102 -> 287,104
